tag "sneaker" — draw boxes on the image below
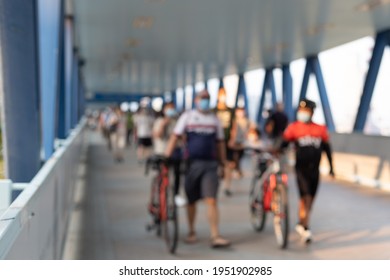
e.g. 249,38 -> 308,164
174,195 -> 187,207
302,229 -> 312,244
295,224 -> 305,237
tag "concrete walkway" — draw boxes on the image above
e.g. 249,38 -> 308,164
63,131 -> 390,259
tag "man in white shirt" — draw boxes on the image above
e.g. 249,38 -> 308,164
133,107 -> 154,163
165,90 -> 230,248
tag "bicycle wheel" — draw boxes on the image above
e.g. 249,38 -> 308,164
249,177 -> 267,231
147,176 -> 161,236
272,183 -> 289,249
162,171 -> 178,254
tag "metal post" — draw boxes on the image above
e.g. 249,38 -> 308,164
72,51 -> 80,127
78,73 -> 85,120
57,2 -> 66,139
267,70 -> 277,108
296,60 -> 312,120
257,68 -> 277,127
236,74 -> 249,115
219,77 -> 224,89
64,15 -> 74,135
310,56 -> 335,131
354,31 -> 389,132
191,83 -> 196,109
38,0 -> 61,161
257,70 -> 269,126
282,64 -> 293,121
0,0 -> 41,182
171,89 -> 177,108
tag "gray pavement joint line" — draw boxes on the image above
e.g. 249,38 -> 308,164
62,132 -> 90,259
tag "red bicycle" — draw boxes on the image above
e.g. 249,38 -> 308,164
145,155 -> 178,254
249,151 -> 289,249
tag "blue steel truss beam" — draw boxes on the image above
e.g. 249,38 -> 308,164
64,15 -> 74,136
71,51 -> 79,128
171,90 -> 177,108
282,64 -> 293,121
57,1 -> 66,139
191,83 -> 196,109
88,93 -> 164,103
0,0 -> 41,181
235,74 -> 249,114
353,31 -> 390,132
310,56 -> 335,131
219,77 -> 224,90
38,0 -> 61,160
257,69 -> 277,127
298,56 -> 335,131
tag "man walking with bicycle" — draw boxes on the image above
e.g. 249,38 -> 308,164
165,90 -> 230,248
281,99 -> 334,243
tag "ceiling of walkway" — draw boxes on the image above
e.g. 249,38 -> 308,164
72,0 -> 390,96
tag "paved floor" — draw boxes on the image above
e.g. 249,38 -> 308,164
63,131 -> 390,260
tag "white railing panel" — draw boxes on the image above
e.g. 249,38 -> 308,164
0,119 -> 86,259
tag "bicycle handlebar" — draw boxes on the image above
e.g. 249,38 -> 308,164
145,155 -> 170,175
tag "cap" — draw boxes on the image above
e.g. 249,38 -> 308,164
298,98 -> 316,110
197,89 -> 210,99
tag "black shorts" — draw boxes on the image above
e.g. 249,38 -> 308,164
138,137 -> 152,147
295,166 -> 320,198
185,160 -> 219,204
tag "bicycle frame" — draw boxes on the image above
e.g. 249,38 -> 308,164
255,154 -> 288,198
145,156 -> 179,254
251,152 -> 290,248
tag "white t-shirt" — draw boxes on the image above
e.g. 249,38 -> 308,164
174,109 -> 224,160
134,112 -> 154,138
153,117 -> 177,155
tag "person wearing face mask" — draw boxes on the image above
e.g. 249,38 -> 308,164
281,98 -> 334,244
165,90 -> 230,248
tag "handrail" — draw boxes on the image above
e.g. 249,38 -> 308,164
0,119 -> 87,259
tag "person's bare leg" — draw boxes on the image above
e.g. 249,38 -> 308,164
299,195 -> 313,228
205,198 -> 219,238
137,146 -> 143,161
205,198 -> 230,247
224,162 -> 234,195
185,203 -> 197,242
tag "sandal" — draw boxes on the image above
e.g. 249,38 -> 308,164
210,236 -> 231,248
184,232 -> 198,244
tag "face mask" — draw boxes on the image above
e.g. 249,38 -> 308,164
165,108 -> 177,118
198,99 -> 210,111
297,111 -> 311,123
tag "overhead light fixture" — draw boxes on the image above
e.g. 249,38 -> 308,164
306,23 -> 334,36
133,16 -> 154,29
126,38 -> 141,48
356,0 -> 390,11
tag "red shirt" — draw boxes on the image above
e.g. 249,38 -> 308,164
283,121 -> 329,168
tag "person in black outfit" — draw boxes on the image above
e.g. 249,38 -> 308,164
281,99 -> 334,244
264,103 -> 289,145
